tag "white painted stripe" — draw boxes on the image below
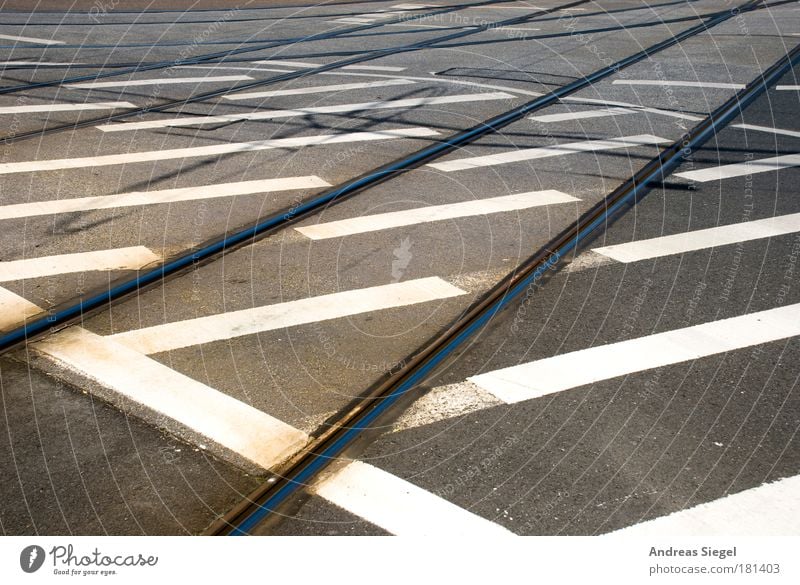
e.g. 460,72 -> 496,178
612,80 -> 745,89
776,85 -> 800,90
263,59 -> 405,71
33,327 -> 308,470
392,4 -> 440,9
344,65 -> 406,72
222,79 -> 415,100
609,475 -> 800,536
314,460 -> 513,536
593,212 -> 800,263
251,59 -> 323,68
0,176 -> 330,221
733,123 -> 800,139
66,75 -> 252,89
470,303 -> 800,403
97,92 -> 513,132
0,287 -> 42,331
334,17 -> 374,23
561,96 -> 704,122
179,64 -> 295,74
0,33 -> 64,46
295,190 -> 578,239
385,22 -> 450,28
0,101 -> 136,114
0,61 -> 77,66
497,26 -> 541,31
0,285 -> 308,470
392,381 -> 503,432
675,154 -> 800,182
109,277 -> 466,354
428,135 -> 669,172
0,127 -> 439,175
529,107 -> 636,123
0,246 -> 160,282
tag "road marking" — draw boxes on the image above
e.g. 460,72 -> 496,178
222,79 -> 415,100
593,212 -> 800,263
334,17 -> 374,23
529,107 -> 636,123
344,65 -> 407,72
675,154 -> 800,182
179,64 -> 296,74
33,327 -> 309,471
0,285 -> 308,470
251,59 -> 325,68
251,60 -> 405,72
612,80 -> 745,89
66,75 -> 252,89
0,287 -> 42,331
0,61 -> 78,66
609,475 -> 800,536
109,277 -> 466,354
0,246 -> 160,282
776,85 -> 800,90
385,22 -> 450,28
295,190 -> 578,239
561,96 -> 704,122
391,4 -> 440,9
392,381 -> 503,432
428,135 -> 669,172
0,176 -> 330,220
0,101 -> 136,114
313,460 -> 513,536
97,92 -> 513,132
732,123 -> 800,139
0,33 -> 64,46
0,127 -> 439,175
470,303 -> 800,403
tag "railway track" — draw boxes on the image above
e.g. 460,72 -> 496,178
207,40 -> 800,536
1,0 -> 797,537
0,0 -> 764,352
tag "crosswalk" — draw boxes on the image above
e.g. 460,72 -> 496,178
66,75 -> 253,89
2,54 -> 798,538
0,176 -> 330,220
330,4 -> 439,25
95,92 -> 515,132
427,135 -> 669,172
0,127 -> 439,174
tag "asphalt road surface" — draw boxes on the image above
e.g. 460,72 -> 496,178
0,0 -> 797,536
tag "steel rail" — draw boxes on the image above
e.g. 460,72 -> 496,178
0,0 -> 552,97
203,3 -> 800,536
0,0 -> 591,142
0,0 -> 761,356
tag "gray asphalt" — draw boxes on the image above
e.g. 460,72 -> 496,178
0,0 -> 797,536
273,62 -> 800,535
